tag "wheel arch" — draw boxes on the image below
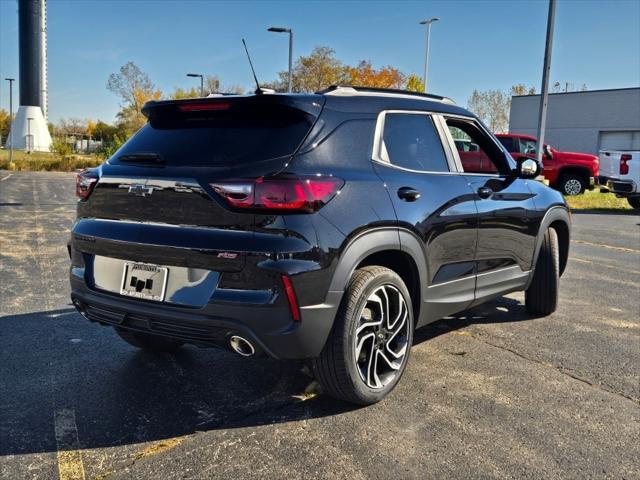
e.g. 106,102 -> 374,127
556,166 -> 591,182
527,206 -> 571,287
328,228 -> 427,325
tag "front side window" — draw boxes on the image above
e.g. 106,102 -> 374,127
446,118 -> 511,175
380,113 -> 449,172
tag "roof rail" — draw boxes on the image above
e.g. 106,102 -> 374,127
317,85 -> 455,104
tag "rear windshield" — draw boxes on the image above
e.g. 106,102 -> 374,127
111,101 -> 316,166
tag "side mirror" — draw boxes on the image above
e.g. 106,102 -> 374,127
517,158 -> 540,179
543,144 -> 553,159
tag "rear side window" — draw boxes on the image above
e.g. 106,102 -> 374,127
112,102 -> 315,166
380,113 -> 449,172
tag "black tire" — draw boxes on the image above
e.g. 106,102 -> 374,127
115,328 -> 184,353
525,228 -> 559,315
311,266 -> 414,405
557,174 -> 586,196
628,196 -> 640,210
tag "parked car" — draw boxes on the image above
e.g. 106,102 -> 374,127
496,133 -> 598,196
69,86 -> 571,405
598,149 -> 640,209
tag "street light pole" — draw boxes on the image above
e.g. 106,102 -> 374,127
419,17 -> 439,93
535,0 -> 556,168
5,78 -> 15,164
186,73 -> 204,97
268,27 -> 293,92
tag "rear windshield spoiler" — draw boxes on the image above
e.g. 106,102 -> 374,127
142,94 -> 325,120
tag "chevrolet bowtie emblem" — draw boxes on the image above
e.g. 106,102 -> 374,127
128,184 -> 153,197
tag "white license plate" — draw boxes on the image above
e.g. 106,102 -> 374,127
120,262 -> 168,302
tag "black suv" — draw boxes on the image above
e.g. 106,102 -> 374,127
69,86 -> 570,405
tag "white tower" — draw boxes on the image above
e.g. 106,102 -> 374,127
5,0 -> 52,152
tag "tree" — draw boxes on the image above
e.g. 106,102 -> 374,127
220,84 -> 245,95
92,121 -> 118,143
0,109 -> 10,144
205,75 -> 220,94
405,74 -> 425,93
57,118 -> 87,137
284,46 -> 348,93
169,86 -> 200,100
107,62 -> 161,133
346,61 -> 405,89
467,89 -> 510,133
467,84 -> 537,133
510,84 -> 536,96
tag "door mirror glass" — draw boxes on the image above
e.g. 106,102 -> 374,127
543,144 -> 553,159
517,158 -> 540,178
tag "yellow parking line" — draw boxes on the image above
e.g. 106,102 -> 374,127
572,239 -> 640,254
54,409 -> 86,480
572,256 -> 640,274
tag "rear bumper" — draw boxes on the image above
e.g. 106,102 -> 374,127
70,268 -> 341,359
597,176 -> 637,195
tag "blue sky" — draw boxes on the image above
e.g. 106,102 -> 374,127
1,0 -> 638,124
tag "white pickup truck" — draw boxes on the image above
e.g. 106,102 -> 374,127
598,150 -> 640,209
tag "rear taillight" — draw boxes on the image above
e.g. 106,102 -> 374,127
76,170 -> 98,200
620,154 -> 632,175
211,176 -> 344,213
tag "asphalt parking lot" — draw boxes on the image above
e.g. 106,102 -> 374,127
1,171 -> 638,480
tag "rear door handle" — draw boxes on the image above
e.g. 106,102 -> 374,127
477,186 -> 493,199
397,187 -> 421,202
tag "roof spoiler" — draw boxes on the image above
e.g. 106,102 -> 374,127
141,94 -> 325,119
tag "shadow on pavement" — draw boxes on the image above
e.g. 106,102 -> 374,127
0,307 -> 355,456
413,296 -> 535,345
0,297 -> 533,456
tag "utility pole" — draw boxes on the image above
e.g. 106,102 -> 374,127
535,0 -> 556,168
5,78 -> 15,164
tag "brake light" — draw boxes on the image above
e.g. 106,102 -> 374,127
178,102 -> 230,112
211,176 -> 344,213
76,170 -> 98,200
620,154 -> 632,175
281,275 -> 301,322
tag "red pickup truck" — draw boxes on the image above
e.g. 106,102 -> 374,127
496,133 -> 599,195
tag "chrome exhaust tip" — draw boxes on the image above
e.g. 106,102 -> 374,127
229,335 -> 255,357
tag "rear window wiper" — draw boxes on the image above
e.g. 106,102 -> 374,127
117,153 -> 164,164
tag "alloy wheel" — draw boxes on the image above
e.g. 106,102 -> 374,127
353,285 -> 410,389
564,178 -> 582,195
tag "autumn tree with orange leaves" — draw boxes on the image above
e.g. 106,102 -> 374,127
346,61 -> 405,89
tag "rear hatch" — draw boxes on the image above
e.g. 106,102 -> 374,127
74,94 -> 323,272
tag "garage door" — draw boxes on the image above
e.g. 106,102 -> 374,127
599,131 -> 640,150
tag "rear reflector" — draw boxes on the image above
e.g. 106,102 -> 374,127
178,102 -> 231,112
212,176 -> 343,213
281,275 -> 301,322
620,154 -> 632,175
76,169 -> 98,200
